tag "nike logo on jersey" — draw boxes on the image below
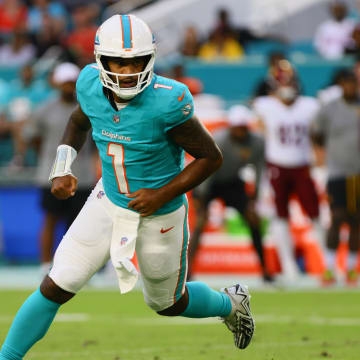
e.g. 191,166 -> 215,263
160,226 -> 174,234
178,90 -> 185,102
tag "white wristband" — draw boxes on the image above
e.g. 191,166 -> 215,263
49,144 -> 77,182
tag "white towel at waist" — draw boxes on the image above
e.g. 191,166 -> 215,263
110,206 -> 140,293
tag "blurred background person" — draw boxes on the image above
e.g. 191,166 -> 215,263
22,62 -> 97,274
198,29 -> 244,61
314,1 -> 355,60
0,0 -> 28,35
188,105 -> 272,283
0,29 -> 36,67
254,51 -> 288,97
63,3 -> 99,67
311,70 -> 360,286
0,63 -> 52,170
198,8 -> 244,62
27,0 -> 67,35
27,0 -> 68,58
253,60 -> 323,283
180,25 -> 201,57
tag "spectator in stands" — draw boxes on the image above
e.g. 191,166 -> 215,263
0,29 -> 36,66
345,24 -> 360,56
27,0 -> 67,35
27,0 -> 68,57
314,1 -> 355,59
211,7 -> 259,49
23,63 -> 96,274
63,3 -> 99,67
210,8 -> 235,39
2,63 -> 52,169
311,70 -> 360,286
198,28 -> 244,61
253,60 -> 324,283
0,0 -> 28,35
188,105 -> 273,282
180,25 -> 201,57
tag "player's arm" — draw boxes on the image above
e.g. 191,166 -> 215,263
127,116 -> 223,216
310,107 -> 327,166
50,105 -> 92,200
165,115 -> 223,194
60,105 -> 92,151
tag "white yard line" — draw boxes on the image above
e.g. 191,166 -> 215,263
1,313 -> 359,326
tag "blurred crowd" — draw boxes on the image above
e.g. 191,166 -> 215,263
0,1 -> 359,284
180,2 -> 360,61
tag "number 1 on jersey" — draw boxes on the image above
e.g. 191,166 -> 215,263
107,143 -> 129,193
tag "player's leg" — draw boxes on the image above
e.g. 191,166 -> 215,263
218,179 -> 271,281
346,212 -> 360,284
268,164 -> 299,280
322,178 -> 348,283
0,182 -> 112,360
136,202 -> 254,349
187,184 -> 215,280
187,196 -> 208,280
293,166 -> 325,250
39,187 -> 63,274
40,212 -> 59,274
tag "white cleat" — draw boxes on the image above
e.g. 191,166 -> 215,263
221,283 -> 255,349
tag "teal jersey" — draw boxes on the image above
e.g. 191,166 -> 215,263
76,64 -> 194,214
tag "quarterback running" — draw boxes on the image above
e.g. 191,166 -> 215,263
0,15 -> 254,359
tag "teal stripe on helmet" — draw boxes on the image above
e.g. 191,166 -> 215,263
121,15 -> 132,49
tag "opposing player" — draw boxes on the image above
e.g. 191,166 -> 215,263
0,15 -> 254,359
253,60 -> 323,281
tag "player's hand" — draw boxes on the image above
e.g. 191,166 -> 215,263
51,175 -> 78,200
126,188 -> 168,217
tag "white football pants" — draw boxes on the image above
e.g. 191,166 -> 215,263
49,179 -> 189,311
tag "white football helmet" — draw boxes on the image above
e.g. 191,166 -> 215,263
94,14 -> 156,100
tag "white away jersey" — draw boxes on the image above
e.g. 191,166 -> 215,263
253,96 -> 320,167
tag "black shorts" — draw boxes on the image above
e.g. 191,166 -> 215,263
41,187 -> 92,224
195,178 -> 249,215
327,175 -> 360,213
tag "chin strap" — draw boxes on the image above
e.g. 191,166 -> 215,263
49,144 -> 77,182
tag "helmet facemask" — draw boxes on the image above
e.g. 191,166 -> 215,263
96,53 -> 155,100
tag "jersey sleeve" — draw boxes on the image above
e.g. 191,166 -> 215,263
76,65 -> 97,117
252,97 -> 269,126
164,85 -> 194,132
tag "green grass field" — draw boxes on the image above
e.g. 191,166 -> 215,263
1,289 -> 360,360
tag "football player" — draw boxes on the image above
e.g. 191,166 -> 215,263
253,60 -> 324,282
312,70 -> 360,285
0,15 -> 254,359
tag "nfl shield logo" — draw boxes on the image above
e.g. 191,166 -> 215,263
120,237 -> 128,246
97,190 -> 105,199
113,114 -> 120,123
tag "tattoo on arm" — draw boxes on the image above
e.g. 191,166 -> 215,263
167,116 -> 222,161
159,116 -> 223,199
61,105 -> 91,152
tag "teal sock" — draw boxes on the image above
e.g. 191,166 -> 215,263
180,281 -> 232,318
0,288 -> 60,360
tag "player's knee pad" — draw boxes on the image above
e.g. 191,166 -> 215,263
49,265 -> 89,294
141,269 -> 180,312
